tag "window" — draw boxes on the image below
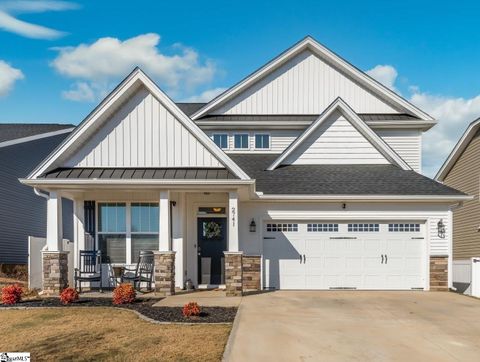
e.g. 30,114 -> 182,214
213,134 -> 228,149
234,134 -> 249,149
255,134 -> 270,149
266,223 -> 298,232
348,223 -> 379,232
388,223 -> 420,232
98,203 -> 126,263
307,223 -> 339,232
131,203 -> 159,261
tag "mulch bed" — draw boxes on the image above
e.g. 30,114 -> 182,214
0,298 -> 237,323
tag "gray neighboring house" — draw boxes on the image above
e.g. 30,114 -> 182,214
0,124 -> 75,265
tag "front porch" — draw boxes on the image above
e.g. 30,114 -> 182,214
39,188 -> 258,297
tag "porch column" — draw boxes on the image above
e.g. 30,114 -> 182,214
46,191 -> 63,251
73,199 -> 85,269
159,191 -> 171,251
155,191 -> 175,295
42,191 -> 68,294
228,191 -> 239,252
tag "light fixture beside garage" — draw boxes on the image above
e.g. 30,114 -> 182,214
437,219 -> 446,239
342,203 -> 346,209
249,219 -> 257,232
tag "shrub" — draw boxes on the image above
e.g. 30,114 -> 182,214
1,284 -> 23,305
112,283 -> 136,305
59,287 -> 79,305
182,301 -> 201,317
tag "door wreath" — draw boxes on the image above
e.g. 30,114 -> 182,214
204,221 -> 222,239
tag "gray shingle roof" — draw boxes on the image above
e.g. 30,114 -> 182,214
0,124 -> 74,143
176,103 -> 207,116
229,154 -> 465,196
40,167 -> 238,180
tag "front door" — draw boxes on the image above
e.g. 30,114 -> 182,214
197,217 -> 227,285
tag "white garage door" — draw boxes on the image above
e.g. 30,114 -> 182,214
263,222 -> 425,290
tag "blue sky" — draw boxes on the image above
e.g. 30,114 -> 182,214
1,0 -> 480,176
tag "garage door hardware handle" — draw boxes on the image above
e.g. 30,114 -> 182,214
330,237 -> 357,240
385,254 -> 388,264
303,254 -> 306,263
263,237 -> 276,239
381,254 -> 384,264
299,254 -> 302,263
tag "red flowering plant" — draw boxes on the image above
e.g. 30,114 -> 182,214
182,301 -> 201,317
112,283 -> 136,305
59,287 -> 79,305
1,284 -> 23,305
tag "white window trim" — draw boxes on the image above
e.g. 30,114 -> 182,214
233,133 -> 250,150
96,201 -> 160,265
254,133 -> 271,150
212,133 -> 229,150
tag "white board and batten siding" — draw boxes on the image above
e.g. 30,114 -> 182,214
212,50 -> 400,115
66,87 -> 222,168
284,112 -> 389,165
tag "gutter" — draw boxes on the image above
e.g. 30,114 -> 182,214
34,187 -> 49,199
254,193 -> 474,202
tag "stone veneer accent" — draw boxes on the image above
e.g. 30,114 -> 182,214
42,251 -> 69,294
430,256 -> 448,291
154,251 -> 176,296
224,252 -> 243,297
242,255 -> 261,292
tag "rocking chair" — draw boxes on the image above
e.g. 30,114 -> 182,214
74,250 -> 103,293
121,250 -> 154,292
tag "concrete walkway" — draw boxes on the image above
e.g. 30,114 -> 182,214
224,291 -> 480,361
154,290 -> 242,307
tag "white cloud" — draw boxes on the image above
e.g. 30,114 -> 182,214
0,1 -> 79,40
367,63 -> 480,177
366,65 -> 398,91
183,87 -> 227,102
0,60 -> 24,97
61,82 -> 95,102
51,33 -> 218,101
409,91 -> 480,177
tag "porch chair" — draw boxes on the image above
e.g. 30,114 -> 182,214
74,250 -> 103,293
121,250 -> 155,292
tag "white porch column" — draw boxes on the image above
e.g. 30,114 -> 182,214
73,199 -> 85,269
228,191 -> 239,252
46,191 -> 63,251
159,191 -> 171,251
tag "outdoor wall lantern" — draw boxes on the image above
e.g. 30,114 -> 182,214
437,219 -> 446,239
249,219 -> 257,232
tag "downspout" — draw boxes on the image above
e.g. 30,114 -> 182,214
448,201 -> 464,291
34,187 -> 49,199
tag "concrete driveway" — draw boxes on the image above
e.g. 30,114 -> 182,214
224,291 -> 480,361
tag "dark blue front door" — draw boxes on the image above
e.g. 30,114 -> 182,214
197,217 -> 227,285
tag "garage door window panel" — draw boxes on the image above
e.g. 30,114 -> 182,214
388,223 -> 420,232
307,223 -> 338,232
348,223 -> 379,232
266,223 -> 298,232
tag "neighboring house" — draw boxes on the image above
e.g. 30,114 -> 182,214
0,124 -> 75,266
435,118 -> 480,294
20,36 -> 468,296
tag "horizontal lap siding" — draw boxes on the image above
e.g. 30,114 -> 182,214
213,50 -> 399,115
66,87 -> 222,168
444,131 -> 480,259
0,135 -> 73,264
377,129 -> 421,172
285,114 -> 389,165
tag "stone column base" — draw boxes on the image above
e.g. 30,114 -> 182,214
224,252 -> 243,297
242,255 -> 261,292
42,251 -> 69,295
430,256 -> 448,291
154,251 -> 176,296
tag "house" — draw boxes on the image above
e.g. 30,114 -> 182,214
435,118 -> 480,294
20,36 -> 469,296
0,124 -> 74,267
